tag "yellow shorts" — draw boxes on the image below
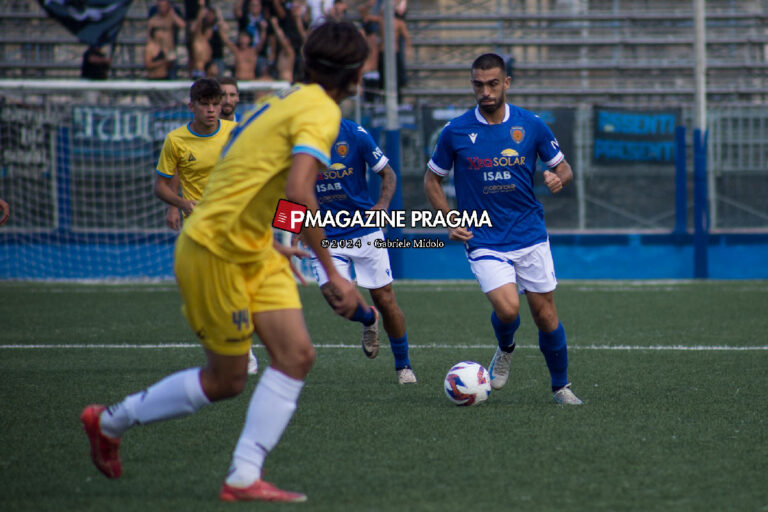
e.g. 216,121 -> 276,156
174,232 -> 302,356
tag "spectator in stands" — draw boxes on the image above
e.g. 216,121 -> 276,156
306,0 -> 332,27
235,0 -> 279,77
269,16 -> 295,82
204,59 -> 220,77
148,0 -> 185,79
317,0 -> 347,24
223,29 -> 268,81
370,2 -> 411,97
272,0 -> 309,82
188,0 -> 219,78
359,0 -> 381,101
81,45 -> 111,80
0,197 -> 9,226
145,27 -> 177,79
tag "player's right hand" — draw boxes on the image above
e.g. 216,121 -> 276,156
325,274 -> 361,319
448,226 -> 473,242
180,199 -> 197,217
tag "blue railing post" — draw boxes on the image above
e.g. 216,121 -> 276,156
385,128 -> 403,277
674,126 -> 687,235
693,128 -> 709,278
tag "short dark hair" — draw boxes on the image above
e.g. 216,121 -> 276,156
218,76 -> 238,91
303,21 -> 368,91
472,53 -> 506,74
189,77 -> 222,102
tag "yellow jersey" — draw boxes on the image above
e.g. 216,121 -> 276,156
155,119 -> 237,201
182,83 -> 341,263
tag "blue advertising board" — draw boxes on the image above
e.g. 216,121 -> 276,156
593,107 -> 680,165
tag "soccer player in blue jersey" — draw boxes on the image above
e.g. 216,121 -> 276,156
309,119 -> 416,384
424,53 -> 583,405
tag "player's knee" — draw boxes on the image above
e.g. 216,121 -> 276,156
371,285 -> 398,310
532,310 -> 559,332
201,369 -> 248,401
295,344 -> 316,375
495,307 -> 519,324
275,343 -> 315,378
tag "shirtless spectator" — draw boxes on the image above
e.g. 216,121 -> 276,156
272,0 -> 309,81
188,0 -> 218,78
223,29 -> 268,81
145,27 -> 177,79
269,15 -> 294,82
148,0 -> 185,79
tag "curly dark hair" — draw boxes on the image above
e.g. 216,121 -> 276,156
189,78 -> 223,103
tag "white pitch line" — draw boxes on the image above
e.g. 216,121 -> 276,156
1,343 -> 767,351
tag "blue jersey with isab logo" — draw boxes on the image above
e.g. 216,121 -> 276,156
428,104 -> 565,252
315,119 -> 389,238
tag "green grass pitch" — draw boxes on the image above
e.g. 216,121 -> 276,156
1,280 -> 767,511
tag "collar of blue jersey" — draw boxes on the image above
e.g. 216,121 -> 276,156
474,104 -> 510,125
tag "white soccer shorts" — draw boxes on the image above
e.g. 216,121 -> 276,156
467,239 -> 557,294
311,230 -> 394,290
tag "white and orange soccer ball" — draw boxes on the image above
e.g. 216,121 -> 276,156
443,361 -> 491,406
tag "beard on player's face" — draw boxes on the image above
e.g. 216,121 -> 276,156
477,94 -> 505,115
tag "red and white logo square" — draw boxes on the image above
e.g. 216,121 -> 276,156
272,199 -> 307,234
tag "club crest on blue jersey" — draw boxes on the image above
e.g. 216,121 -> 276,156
510,126 -> 525,143
335,141 -> 349,158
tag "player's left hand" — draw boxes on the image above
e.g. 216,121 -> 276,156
370,202 -> 388,211
543,170 -> 563,194
166,206 -> 181,231
273,240 -> 310,285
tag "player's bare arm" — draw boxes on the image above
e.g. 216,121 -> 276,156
543,159 -> 573,194
154,174 -> 196,216
286,153 -> 360,318
371,164 -> 396,210
424,170 -> 473,242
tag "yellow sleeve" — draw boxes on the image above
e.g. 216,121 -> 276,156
156,133 -> 180,178
290,100 -> 341,168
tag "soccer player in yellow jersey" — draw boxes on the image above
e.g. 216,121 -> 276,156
154,78 -> 235,229
81,21 -> 369,503
154,78 -> 259,375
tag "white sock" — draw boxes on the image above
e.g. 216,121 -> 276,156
225,367 -> 304,487
100,367 -> 210,438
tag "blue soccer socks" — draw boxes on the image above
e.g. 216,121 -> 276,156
538,322 -> 569,390
491,311 -> 520,352
350,304 -> 376,326
389,334 -> 411,370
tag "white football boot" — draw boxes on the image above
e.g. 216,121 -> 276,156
553,383 -> 583,405
361,307 -> 380,359
488,346 -> 514,390
396,367 -> 417,384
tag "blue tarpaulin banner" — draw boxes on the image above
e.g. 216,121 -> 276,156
38,0 -> 134,47
593,107 -> 681,165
